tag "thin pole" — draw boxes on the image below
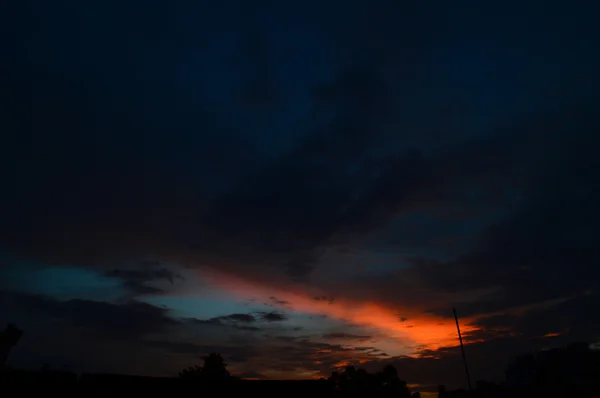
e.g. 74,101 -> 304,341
453,307 -> 472,390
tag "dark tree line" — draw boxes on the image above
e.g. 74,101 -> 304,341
328,364 -> 419,397
179,354 -> 419,397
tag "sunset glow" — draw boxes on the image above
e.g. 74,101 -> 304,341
196,269 -> 480,353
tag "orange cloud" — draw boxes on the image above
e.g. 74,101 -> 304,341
198,268 -> 481,353
541,332 -> 561,338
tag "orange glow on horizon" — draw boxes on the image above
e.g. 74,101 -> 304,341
541,332 -> 561,338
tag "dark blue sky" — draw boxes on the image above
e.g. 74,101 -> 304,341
1,0 -> 600,392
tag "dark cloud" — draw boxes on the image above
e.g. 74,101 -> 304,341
353,346 -> 376,352
3,0 -> 598,296
258,312 -> 288,323
269,296 -> 290,306
467,293 -> 600,344
313,296 -> 335,305
202,313 -> 257,324
105,267 -> 182,285
104,266 -> 184,296
2,11 -> 495,285
0,290 -> 177,341
396,103 -> 600,330
322,333 -> 371,341
197,64 -> 404,280
0,291 -> 277,374
193,313 -> 261,332
317,98 -> 600,335
0,289 -> 191,375
219,313 -> 257,323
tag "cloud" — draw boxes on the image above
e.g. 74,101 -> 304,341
184,311 -> 263,333
467,293 -> 600,343
216,313 -> 257,323
322,333 -> 371,341
258,312 -> 288,322
0,289 -> 191,375
3,17 -> 596,300
269,296 -> 290,306
194,313 -> 261,332
0,290 -> 178,341
0,40 -> 465,286
104,266 -> 184,297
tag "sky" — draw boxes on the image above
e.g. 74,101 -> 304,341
1,0 -> 600,393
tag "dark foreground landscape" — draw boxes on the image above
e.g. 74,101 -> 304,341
2,368 -> 600,398
3,342 -> 600,398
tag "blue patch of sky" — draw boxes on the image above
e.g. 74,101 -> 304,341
0,262 -> 123,302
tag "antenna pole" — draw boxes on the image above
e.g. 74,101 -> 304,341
453,307 -> 472,390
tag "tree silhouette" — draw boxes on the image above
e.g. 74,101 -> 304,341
201,353 -> 230,381
377,364 -> 410,397
329,364 -> 412,397
178,353 -> 230,382
0,324 -> 23,366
